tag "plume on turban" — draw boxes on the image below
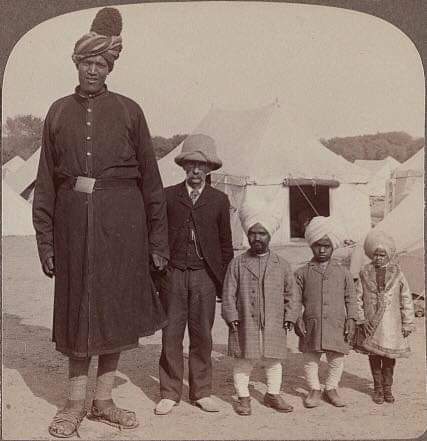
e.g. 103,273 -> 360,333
363,230 -> 396,260
239,190 -> 283,238
304,216 -> 343,250
72,7 -> 123,71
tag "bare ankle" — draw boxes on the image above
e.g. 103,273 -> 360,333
93,398 -> 114,410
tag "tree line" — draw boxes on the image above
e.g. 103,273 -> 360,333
1,114 -> 424,166
320,132 -> 424,163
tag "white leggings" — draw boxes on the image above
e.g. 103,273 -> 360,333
303,351 -> 345,390
233,358 -> 282,397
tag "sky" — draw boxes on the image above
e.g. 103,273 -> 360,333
2,2 -> 425,139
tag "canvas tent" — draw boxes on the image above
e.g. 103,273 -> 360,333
2,181 -> 35,236
2,156 -> 25,178
372,181 -> 424,294
355,156 -> 400,197
4,148 -> 41,199
385,148 -> 424,214
158,102 -> 371,248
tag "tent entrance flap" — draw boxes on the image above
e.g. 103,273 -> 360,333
289,185 -> 330,238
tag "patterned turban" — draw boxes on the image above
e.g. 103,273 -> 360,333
363,230 -> 396,260
305,216 -> 343,250
239,191 -> 283,238
72,8 -> 123,71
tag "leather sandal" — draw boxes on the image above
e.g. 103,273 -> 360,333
88,405 -> 139,429
48,409 -> 87,438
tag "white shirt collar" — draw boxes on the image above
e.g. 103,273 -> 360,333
186,182 -> 205,197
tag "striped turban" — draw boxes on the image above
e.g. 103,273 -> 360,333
363,230 -> 396,260
305,216 -> 343,250
72,8 -> 123,71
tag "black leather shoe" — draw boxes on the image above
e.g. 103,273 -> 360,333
373,388 -> 384,404
263,393 -> 293,413
304,390 -> 322,408
383,387 -> 395,403
235,397 -> 251,416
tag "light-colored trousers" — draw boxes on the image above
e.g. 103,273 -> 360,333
303,351 -> 345,390
233,358 -> 282,397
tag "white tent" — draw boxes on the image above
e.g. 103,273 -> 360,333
2,181 -> 35,236
2,156 -> 25,178
355,156 -> 400,197
4,148 -> 40,196
159,102 -> 371,248
372,182 -> 424,294
385,148 -> 424,213
374,182 -> 423,253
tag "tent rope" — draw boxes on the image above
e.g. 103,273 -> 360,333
295,182 -> 321,216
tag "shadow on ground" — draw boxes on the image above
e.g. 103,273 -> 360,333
3,312 -> 372,414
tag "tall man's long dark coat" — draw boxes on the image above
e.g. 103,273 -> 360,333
33,87 -> 169,358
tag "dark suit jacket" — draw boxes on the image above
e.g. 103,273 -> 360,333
165,181 -> 234,294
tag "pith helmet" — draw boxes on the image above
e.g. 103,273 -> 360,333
174,134 -> 222,171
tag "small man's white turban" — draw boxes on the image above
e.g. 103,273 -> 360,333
363,230 -> 396,260
239,192 -> 282,237
304,216 -> 343,250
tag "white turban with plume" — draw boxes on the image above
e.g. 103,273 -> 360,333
304,216 -> 344,250
239,190 -> 283,237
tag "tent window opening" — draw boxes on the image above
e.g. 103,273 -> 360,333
289,185 -> 330,238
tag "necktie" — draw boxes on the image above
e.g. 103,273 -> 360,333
190,190 -> 199,205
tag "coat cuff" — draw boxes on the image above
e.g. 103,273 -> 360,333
346,308 -> 359,320
37,243 -> 54,266
222,311 -> 239,324
284,312 -> 299,324
149,244 -> 170,261
402,323 -> 415,333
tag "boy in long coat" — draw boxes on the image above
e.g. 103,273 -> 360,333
295,216 -> 357,408
32,8 -> 168,437
222,194 -> 300,416
355,230 -> 415,404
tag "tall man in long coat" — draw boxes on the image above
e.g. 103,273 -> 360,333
155,134 -> 233,415
32,8 -> 168,437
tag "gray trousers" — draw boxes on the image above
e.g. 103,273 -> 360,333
159,267 -> 217,402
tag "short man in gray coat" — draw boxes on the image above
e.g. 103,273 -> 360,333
222,195 -> 300,416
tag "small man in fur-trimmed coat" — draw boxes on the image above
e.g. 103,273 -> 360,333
355,230 -> 415,404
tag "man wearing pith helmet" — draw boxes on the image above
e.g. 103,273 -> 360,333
155,133 -> 233,415
33,7 -> 169,437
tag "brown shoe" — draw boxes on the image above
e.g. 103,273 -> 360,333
323,389 -> 346,407
235,397 -> 251,416
304,390 -> 322,408
263,393 -> 293,413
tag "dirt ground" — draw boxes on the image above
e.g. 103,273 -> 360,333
2,236 -> 427,440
